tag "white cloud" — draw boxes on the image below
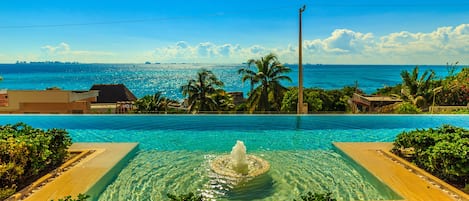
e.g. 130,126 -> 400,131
42,42 -> 71,54
25,24 -> 467,64
377,24 -> 469,61
300,23 -> 469,64
40,42 -> 115,62
152,42 -> 269,63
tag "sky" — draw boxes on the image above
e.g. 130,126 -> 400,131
0,0 -> 468,64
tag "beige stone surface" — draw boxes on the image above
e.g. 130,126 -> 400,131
23,143 -> 138,201
334,142 -> 469,201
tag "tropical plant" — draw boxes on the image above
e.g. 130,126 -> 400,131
399,66 -> 436,108
51,194 -> 90,201
238,53 -> 291,112
0,123 -> 72,200
392,125 -> 469,192
281,85 -> 360,113
211,91 -> 235,112
180,68 -> 226,113
394,102 -> 421,114
281,88 -> 322,112
435,67 -> 469,106
134,92 -> 178,113
293,192 -> 337,201
166,192 -> 203,201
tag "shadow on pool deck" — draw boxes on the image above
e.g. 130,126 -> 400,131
333,142 -> 469,201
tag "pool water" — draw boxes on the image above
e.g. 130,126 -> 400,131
1,115 -> 468,200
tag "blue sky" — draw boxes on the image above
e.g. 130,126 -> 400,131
0,0 -> 468,64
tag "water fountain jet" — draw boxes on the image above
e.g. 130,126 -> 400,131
210,140 -> 270,179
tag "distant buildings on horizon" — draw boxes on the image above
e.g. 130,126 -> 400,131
15,61 -> 80,64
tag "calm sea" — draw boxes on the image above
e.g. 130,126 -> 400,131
0,63 -> 452,100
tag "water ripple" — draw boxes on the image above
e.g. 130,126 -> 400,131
99,150 -> 397,201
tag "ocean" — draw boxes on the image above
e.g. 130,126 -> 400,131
0,63 -> 453,100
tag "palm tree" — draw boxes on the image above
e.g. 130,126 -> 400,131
239,53 -> 292,112
134,92 -> 177,113
400,66 -> 436,107
238,65 -> 258,95
180,68 -> 225,113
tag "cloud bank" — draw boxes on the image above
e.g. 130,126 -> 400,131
151,23 -> 468,64
11,24 -> 466,64
40,42 -> 114,62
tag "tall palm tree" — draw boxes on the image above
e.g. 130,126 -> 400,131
239,53 -> 292,112
180,68 -> 225,113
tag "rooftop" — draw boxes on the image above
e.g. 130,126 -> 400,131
90,84 -> 137,103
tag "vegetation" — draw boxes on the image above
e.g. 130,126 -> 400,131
281,88 -> 322,112
238,53 -> 292,112
167,192 -> 203,201
0,123 -> 72,200
180,68 -> 232,113
134,92 -> 178,113
51,194 -> 90,201
434,67 -> 469,106
281,85 -> 359,113
394,102 -> 421,114
294,192 -> 337,201
167,191 -> 337,201
374,64 -> 469,113
453,108 -> 469,114
400,66 -> 436,108
392,125 -> 469,192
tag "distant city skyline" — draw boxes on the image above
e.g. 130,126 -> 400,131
0,0 -> 468,64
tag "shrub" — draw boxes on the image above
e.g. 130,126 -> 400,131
0,123 -> 72,200
453,108 -> 469,114
394,102 -> 421,114
167,192 -> 203,201
294,192 -> 337,201
281,88 -> 322,112
51,194 -> 90,201
392,125 -> 469,191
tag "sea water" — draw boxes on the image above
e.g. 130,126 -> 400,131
0,63 -> 453,100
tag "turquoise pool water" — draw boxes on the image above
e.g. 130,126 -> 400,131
1,115 -> 468,200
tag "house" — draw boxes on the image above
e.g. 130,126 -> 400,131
228,92 -> 246,105
0,88 -> 98,114
351,93 -> 402,113
89,84 -> 137,113
90,84 -> 137,103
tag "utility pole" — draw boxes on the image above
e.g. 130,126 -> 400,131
297,5 -> 306,114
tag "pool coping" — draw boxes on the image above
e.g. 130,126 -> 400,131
17,143 -> 139,201
333,142 -> 469,201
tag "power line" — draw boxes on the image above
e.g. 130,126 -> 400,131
0,3 -> 467,29
0,14 -> 224,29
314,3 -> 469,7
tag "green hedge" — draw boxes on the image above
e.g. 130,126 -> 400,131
0,123 -> 72,200
392,125 -> 469,191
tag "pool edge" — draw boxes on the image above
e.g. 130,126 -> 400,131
333,142 -> 469,201
22,143 -> 139,201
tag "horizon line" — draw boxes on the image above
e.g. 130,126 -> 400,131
1,62 -> 467,66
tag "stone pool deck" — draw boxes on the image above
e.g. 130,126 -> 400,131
334,142 -> 469,201
22,143 -> 138,201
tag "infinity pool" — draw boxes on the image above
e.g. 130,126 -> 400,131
1,115 -> 468,200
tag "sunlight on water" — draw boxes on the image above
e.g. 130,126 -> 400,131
0,64 -> 451,99
98,150 -> 398,201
